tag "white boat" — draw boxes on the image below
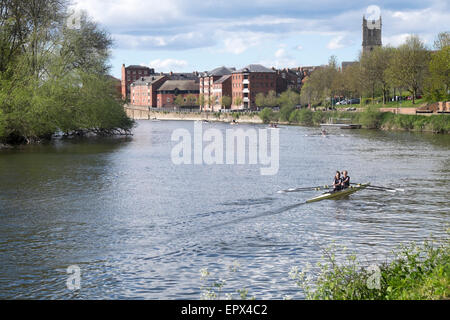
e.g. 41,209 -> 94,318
306,184 -> 370,203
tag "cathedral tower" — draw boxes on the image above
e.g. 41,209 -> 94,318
362,16 -> 382,53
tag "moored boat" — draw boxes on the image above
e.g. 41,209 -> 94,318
306,183 -> 370,203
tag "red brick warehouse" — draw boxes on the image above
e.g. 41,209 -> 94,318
231,64 -> 277,110
121,64 -> 155,100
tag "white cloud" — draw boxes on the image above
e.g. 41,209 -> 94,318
221,32 -> 268,54
275,48 -> 286,58
383,33 -> 412,47
295,45 -> 303,50
72,0 -> 180,28
259,47 -> 298,69
149,59 -> 188,72
327,36 -> 345,49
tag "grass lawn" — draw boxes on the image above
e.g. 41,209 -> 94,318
335,98 -> 427,109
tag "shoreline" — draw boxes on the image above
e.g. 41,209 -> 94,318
124,105 -> 449,134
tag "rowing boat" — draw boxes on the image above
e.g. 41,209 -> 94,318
306,183 -> 370,203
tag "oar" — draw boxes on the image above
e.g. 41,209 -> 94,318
352,183 -> 405,193
278,185 -> 333,193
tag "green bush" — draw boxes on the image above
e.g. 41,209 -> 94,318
259,108 -> 276,124
279,105 -> 295,122
289,109 -> 313,125
291,238 -> 450,300
359,107 -> 383,129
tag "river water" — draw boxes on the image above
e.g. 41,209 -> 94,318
0,120 -> 449,299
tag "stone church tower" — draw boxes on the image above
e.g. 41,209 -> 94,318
362,16 -> 382,53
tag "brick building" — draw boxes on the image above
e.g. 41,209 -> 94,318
121,64 -> 155,100
199,66 -> 235,111
130,75 -> 167,107
211,75 -> 232,111
231,64 -> 277,110
275,67 -> 303,93
156,80 -> 200,108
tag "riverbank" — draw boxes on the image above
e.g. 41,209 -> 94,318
124,105 -> 263,124
282,108 -> 450,134
125,105 -> 450,134
291,237 -> 450,300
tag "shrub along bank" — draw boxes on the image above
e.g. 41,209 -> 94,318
259,107 -> 450,134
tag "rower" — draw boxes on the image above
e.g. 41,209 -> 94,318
341,171 -> 350,189
333,171 -> 342,192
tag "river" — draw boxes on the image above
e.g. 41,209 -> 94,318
0,120 -> 449,299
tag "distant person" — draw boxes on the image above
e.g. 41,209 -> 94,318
341,171 -> 350,189
333,171 -> 342,192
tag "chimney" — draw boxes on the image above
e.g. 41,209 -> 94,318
170,71 -> 173,76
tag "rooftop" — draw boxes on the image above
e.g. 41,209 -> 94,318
214,74 -> 232,84
233,64 -> 275,73
131,75 -> 166,86
203,66 -> 236,77
125,65 -> 152,70
157,80 -> 199,92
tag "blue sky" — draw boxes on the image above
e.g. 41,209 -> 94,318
72,0 -> 450,79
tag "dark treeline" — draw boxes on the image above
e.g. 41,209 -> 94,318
0,0 -> 133,144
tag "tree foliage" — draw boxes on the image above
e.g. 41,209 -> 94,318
0,0 -> 132,144
300,33 -> 449,107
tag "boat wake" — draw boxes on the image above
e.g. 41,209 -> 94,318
200,201 -> 307,232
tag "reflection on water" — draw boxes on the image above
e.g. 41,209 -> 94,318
0,121 -> 449,299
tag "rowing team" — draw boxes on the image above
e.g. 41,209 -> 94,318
333,171 -> 350,192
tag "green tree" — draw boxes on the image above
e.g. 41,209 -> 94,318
174,95 -> 185,107
220,95 -> 232,109
259,107 -> 276,124
434,31 -> 450,50
360,46 -> 394,104
255,92 -> 266,109
424,38 -> 450,101
234,96 -> 243,108
0,0 -> 133,143
198,94 -> 206,111
386,35 -> 430,104
265,90 -> 278,107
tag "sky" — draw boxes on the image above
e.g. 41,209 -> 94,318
71,0 -> 450,79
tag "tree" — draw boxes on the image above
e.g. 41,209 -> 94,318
186,94 -> 197,106
174,95 -> 185,107
265,90 -> 278,107
198,94 -> 205,111
234,96 -> 243,108
0,0 -> 133,143
386,35 -> 430,104
220,95 -> 232,109
360,46 -> 394,104
424,45 -> 450,101
259,107 -> 276,124
255,93 -> 265,109
434,31 -> 450,50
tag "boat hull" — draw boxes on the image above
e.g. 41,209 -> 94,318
306,184 -> 370,203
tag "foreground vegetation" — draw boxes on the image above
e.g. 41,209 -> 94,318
199,236 -> 449,300
0,0 -> 133,145
291,238 -> 449,300
259,107 -> 450,133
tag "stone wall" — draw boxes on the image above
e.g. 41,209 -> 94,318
124,105 -> 263,124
